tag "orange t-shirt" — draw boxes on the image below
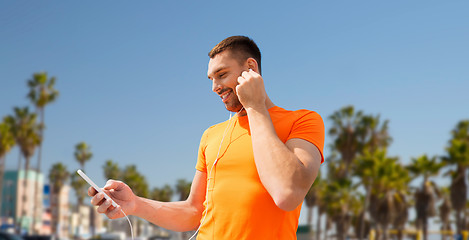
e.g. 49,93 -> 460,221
195,106 -> 324,239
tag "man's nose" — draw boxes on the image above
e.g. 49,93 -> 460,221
212,80 -> 222,93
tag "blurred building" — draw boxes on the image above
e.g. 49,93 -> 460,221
90,206 -> 104,235
49,184 -> 71,238
41,185 -> 51,235
70,204 -> 104,238
0,170 -> 44,234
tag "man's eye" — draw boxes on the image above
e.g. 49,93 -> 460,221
219,73 -> 226,78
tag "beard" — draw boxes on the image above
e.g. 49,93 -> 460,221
222,88 -> 243,112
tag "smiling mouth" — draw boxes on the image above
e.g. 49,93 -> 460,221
220,90 -> 232,103
220,90 -> 233,103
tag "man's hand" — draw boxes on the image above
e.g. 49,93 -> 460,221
236,69 -> 267,110
88,180 -> 137,219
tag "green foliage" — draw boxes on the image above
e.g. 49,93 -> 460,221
328,106 -> 363,177
305,171 -> 322,207
27,72 -> 59,109
322,177 -> 361,225
103,159 -> 121,180
48,163 -> 70,194
329,106 -> 392,180
75,142 -> 93,169
123,165 -> 149,198
0,118 -> 15,157
151,184 -> 174,202
5,107 -> 42,160
71,173 -> 87,205
407,155 -> 443,182
176,179 -> 191,201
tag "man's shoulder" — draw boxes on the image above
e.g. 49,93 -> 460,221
201,118 -> 232,137
271,106 -> 322,121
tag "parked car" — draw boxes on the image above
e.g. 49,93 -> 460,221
23,235 -> 54,240
0,232 -> 24,240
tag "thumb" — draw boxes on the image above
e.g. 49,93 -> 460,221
103,179 -> 122,191
235,84 -> 242,96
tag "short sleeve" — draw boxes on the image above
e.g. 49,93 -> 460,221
195,128 -> 209,172
287,111 -> 325,163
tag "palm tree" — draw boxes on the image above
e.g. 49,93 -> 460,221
122,165 -> 149,236
357,114 -> 392,153
354,114 -> 392,240
72,142 -> 92,237
27,72 -> 59,233
328,106 -> 364,179
70,173 -> 87,206
74,142 -> 93,171
407,155 -> 443,240
151,184 -> 174,202
353,149 -> 378,239
438,187 -> 452,240
70,173 -> 87,237
0,118 -> 16,216
442,120 -> 469,234
315,179 -> 328,240
72,142 -> 92,205
122,165 -> 149,198
103,159 -> 121,180
361,150 -> 409,240
305,171 -> 322,238
392,191 -> 409,240
48,162 -> 70,236
6,107 -> 42,233
323,177 -> 359,240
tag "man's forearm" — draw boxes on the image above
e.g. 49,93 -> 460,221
246,106 -> 316,211
134,197 -> 203,232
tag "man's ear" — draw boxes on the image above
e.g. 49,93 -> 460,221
246,58 -> 259,73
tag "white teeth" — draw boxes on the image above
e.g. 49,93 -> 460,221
221,92 -> 229,100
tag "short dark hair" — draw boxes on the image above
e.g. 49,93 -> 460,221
208,36 -> 262,74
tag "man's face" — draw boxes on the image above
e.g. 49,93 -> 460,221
207,51 -> 247,112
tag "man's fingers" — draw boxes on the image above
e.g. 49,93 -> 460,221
237,76 -> 245,85
88,186 -> 97,197
235,85 -> 241,94
103,179 -> 121,190
107,205 -> 123,219
97,199 -> 112,213
249,68 -> 259,76
91,192 -> 104,205
241,71 -> 251,79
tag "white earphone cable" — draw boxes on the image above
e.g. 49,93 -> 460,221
188,107 -> 243,240
121,209 -> 134,240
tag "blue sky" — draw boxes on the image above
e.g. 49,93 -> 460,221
1,0 -> 468,225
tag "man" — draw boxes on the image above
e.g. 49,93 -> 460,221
89,36 -> 324,239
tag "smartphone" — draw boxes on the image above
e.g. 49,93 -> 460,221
77,169 -> 118,207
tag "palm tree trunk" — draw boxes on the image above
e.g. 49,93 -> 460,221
0,156 -> 5,216
32,108 -> 44,234
397,226 -> 404,240
16,153 -> 23,234
456,212 -> 461,236
15,153 -> 22,234
382,224 -> 389,240
53,190 -> 60,238
360,183 -> 372,240
336,217 -> 346,240
324,215 -> 330,240
307,206 -> 313,239
17,151 -> 22,170
316,211 -> 322,240
22,156 -> 31,234
423,217 -> 428,240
